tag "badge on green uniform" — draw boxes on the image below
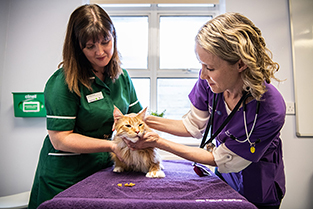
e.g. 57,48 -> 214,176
86,92 -> 104,103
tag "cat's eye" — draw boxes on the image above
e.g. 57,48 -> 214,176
139,124 -> 143,127
125,124 -> 132,128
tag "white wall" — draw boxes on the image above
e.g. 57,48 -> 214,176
0,0 -> 82,196
0,0 -> 312,209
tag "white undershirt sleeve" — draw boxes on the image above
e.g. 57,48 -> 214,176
182,104 -> 210,139
213,143 -> 252,173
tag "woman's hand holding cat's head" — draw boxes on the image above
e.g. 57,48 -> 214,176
123,131 -> 159,150
142,131 -> 159,145
122,136 -> 142,151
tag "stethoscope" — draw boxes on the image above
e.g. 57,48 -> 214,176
231,93 -> 261,153
194,91 -> 261,176
200,91 -> 261,154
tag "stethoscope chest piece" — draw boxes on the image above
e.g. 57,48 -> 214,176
250,146 -> 256,154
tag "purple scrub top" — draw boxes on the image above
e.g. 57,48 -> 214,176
188,74 -> 286,206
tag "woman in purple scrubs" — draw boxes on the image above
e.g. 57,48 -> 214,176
130,12 -> 286,209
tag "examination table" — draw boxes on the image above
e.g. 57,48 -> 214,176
38,160 -> 257,209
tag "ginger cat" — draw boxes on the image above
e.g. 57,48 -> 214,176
110,106 -> 165,178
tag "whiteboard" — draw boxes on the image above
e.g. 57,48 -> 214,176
289,0 -> 313,136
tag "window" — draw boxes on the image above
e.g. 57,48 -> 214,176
111,16 -> 148,69
104,4 -> 220,145
159,16 -> 212,69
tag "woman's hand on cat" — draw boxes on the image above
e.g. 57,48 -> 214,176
111,142 -> 125,162
143,131 -> 159,145
122,137 -> 138,150
123,131 -> 159,150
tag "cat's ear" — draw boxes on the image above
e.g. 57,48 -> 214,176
112,106 -> 123,131
113,106 -> 124,119
137,107 -> 148,120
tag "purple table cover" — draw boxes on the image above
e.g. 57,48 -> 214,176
38,160 -> 257,209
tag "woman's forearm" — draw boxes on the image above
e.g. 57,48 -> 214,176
155,136 -> 216,166
48,130 -> 115,153
145,115 -> 192,137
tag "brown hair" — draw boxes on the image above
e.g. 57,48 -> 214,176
196,12 -> 280,100
59,4 -> 122,96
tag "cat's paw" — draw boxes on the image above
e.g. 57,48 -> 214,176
146,170 -> 165,178
113,166 -> 124,173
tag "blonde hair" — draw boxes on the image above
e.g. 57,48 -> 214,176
196,12 -> 280,100
59,4 -> 122,97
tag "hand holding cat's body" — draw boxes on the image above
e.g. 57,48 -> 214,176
110,107 -> 165,178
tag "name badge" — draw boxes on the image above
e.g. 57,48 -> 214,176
86,92 -> 104,103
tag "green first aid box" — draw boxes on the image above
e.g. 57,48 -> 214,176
12,92 -> 46,117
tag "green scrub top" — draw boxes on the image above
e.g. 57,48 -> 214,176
28,68 -> 142,209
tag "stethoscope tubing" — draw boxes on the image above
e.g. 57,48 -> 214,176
235,99 -> 260,145
200,91 -> 260,148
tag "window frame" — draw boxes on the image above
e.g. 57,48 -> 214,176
103,4 -> 220,145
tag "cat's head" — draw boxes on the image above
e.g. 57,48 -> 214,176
113,106 -> 148,143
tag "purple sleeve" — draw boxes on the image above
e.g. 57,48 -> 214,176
188,71 -> 211,111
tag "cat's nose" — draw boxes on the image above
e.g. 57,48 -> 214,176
135,130 -> 139,134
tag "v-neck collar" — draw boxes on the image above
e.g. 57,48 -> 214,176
89,71 -> 112,91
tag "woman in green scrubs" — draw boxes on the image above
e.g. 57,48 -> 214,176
28,4 -> 142,209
